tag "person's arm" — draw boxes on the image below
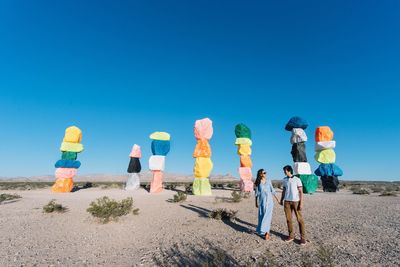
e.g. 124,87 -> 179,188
255,187 -> 259,208
270,181 -> 280,203
298,186 -> 304,211
280,187 -> 285,206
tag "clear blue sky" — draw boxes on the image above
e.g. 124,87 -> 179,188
0,0 -> 399,180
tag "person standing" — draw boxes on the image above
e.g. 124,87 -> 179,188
280,165 -> 307,245
255,169 -> 279,240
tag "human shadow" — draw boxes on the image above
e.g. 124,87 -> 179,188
270,230 -> 287,240
0,199 -> 21,205
180,204 -> 253,234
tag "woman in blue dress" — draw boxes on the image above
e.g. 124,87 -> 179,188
255,169 -> 279,240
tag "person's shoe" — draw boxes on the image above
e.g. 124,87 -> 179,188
300,239 -> 307,246
284,236 -> 294,243
265,233 -> 271,241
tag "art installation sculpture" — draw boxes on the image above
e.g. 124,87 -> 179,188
314,126 -> 343,192
235,123 -> 254,192
285,117 -> 318,194
52,126 -> 83,193
126,144 -> 142,190
192,118 -> 213,196
149,132 -> 170,193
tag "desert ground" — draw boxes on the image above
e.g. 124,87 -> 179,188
0,183 -> 399,267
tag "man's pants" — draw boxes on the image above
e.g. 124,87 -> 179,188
284,200 -> 306,239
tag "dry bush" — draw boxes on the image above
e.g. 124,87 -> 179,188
300,244 -> 335,267
316,245 -> 335,267
0,182 -> 51,191
379,191 -> 397,197
164,183 -> 177,190
172,192 -> 187,203
87,196 -> 138,223
208,208 -> 237,221
185,184 -> 192,194
230,191 -> 251,203
0,193 -> 22,204
231,191 -> 243,203
350,186 -> 370,195
43,200 -> 67,213
370,185 -> 385,193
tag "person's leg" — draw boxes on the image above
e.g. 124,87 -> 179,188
293,202 -> 306,240
256,206 -> 264,235
284,201 -> 294,239
264,202 -> 273,234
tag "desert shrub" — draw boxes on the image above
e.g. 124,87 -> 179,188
153,242 -> 277,266
370,185 -> 385,193
87,196 -> 138,223
208,208 -> 237,221
231,191 -> 242,203
164,183 -> 177,190
185,184 -> 192,193
43,200 -> 67,213
379,191 -> 397,197
316,245 -> 335,267
230,191 -> 251,203
0,193 -> 22,204
0,182 -> 52,191
352,188 -> 370,195
100,183 -> 123,189
226,183 -> 236,189
171,192 -> 187,203
242,192 -> 251,199
350,186 -> 370,195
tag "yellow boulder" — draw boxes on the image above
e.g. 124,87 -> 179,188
63,126 -> 82,143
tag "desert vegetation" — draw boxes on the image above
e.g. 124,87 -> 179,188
43,200 -> 68,213
87,196 -> 139,223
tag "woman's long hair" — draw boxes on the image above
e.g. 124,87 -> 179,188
254,169 -> 265,187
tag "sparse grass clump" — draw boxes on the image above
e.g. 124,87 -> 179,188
226,183 -> 236,189
100,183 -> 123,189
164,183 -> 177,190
43,200 -> 67,213
208,208 -> 237,221
350,186 -> 370,195
231,191 -> 251,203
379,191 -> 397,197
231,191 -> 242,203
87,196 -> 138,223
0,193 -> 22,204
370,185 -> 385,193
171,192 -> 187,203
316,245 -> 335,267
0,182 -> 52,191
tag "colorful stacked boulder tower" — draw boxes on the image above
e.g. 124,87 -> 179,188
314,126 -> 343,192
285,117 -> 318,194
52,126 -> 84,193
235,123 -> 253,192
192,118 -> 213,196
149,132 -> 171,193
126,144 -> 142,190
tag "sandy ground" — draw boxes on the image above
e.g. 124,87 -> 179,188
0,187 -> 399,267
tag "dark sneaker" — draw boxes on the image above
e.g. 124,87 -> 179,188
300,239 -> 307,246
284,237 -> 294,243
